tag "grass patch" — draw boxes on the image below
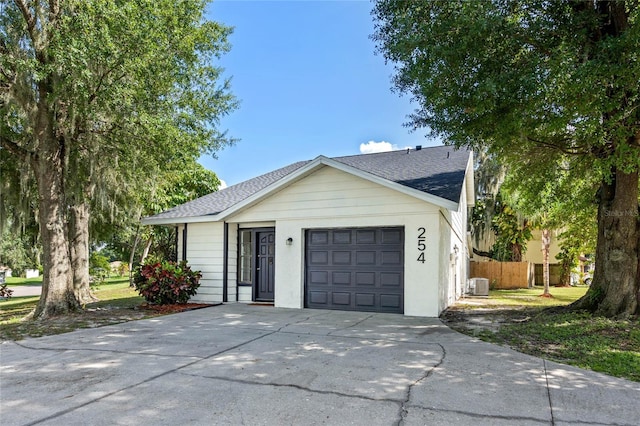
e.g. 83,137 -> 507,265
0,276 -> 149,341
445,286 -> 640,382
4,276 -> 43,286
466,286 -> 589,308
496,312 -> 640,381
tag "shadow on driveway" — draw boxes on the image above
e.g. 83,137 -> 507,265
1,304 -> 638,425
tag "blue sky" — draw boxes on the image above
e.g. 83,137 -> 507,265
201,0 -> 439,187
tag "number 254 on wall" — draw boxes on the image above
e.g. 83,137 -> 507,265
417,227 -> 426,263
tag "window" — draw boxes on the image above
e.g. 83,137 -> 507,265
239,230 -> 252,283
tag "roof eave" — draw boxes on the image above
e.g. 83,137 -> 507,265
141,213 -> 223,226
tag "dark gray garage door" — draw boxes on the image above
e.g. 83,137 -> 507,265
305,227 -> 404,313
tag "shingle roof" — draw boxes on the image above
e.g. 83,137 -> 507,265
144,145 -> 471,223
332,145 -> 469,203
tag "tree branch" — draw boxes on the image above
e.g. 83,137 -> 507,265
0,135 -> 31,161
49,0 -> 60,20
14,0 -> 37,46
525,136 -> 591,156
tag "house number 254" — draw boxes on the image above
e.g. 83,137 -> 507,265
417,227 -> 426,263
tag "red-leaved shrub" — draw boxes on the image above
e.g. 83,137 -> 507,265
133,260 -> 201,305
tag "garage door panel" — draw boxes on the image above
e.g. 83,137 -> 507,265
355,251 -> 376,265
332,292 -> 351,305
332,271 -> 351,285
381,272 -> 401,287
332,251 -> 351,264
355,272 -> 375,286
305,227 -> 404,313
381,251 -> 402,265
309,291 -> 328,304
382,229 -> 402,244
309,231 -> 329,245
356,230 -> 376,244
309,271 -> 328,285
309,251 -> 328,265
355,293 -> 375,307
380,294 -> 402,309
332,231 -> 352,244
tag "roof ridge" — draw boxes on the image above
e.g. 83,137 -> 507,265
330,144 -> 458,161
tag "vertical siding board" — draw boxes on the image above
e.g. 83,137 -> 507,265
187,222 -> 224,303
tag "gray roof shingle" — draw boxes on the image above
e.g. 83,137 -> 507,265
332,145 -> 469,203
144,145 -> 470,223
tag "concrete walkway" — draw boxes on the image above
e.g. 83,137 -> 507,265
1,304 -> 638,425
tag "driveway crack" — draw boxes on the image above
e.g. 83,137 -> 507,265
175,370 -> 403,404
396,343 -> 446,426
327,313 -> 374,335
21,330 -> 279,426
10,340 -> 204,359
543,359 -> 556,426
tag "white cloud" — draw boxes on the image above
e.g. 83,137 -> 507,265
218,179 -> 228,190
359,140 -> 411,154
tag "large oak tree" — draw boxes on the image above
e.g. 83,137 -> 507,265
373,0 -> 640,317
1,0 -> 236,318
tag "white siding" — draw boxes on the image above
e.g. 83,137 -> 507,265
186,222 -> 224,303
230,166 -> 439,223
437,172 -> 471,313
238,286 -> 252,303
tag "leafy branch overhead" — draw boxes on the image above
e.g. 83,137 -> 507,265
373,0 -> 640,317
0,0 -> 237,318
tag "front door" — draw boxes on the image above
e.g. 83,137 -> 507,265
256,230 -> 275,301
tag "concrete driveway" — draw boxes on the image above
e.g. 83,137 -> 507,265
1,304 -> 638,426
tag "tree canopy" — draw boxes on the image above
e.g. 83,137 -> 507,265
1,0 -> 237,318
373,0 -> 640,317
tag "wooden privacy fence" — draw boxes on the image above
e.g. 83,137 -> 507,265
469,261 -> 533,289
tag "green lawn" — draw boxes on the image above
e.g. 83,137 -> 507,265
487,286 -> 589,306
453,286 -> 640,382
3,276 -> 43,286
0,276 -> 146,340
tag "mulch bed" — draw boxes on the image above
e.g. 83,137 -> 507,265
139,303 -> 217,314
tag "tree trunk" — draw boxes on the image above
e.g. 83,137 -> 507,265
129,224 -> 142,286
541,229 -> 551,297
572,169 -> 639,317
140,234 -> 153,264
30,137 -> 80,319
69,201 -> 97,304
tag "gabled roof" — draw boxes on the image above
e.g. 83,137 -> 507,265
143,145 -> 472,225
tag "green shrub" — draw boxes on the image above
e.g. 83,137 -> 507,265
90,251 -> 111,285
133,260 -> 201,305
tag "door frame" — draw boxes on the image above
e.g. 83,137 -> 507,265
237,227 -> 276,302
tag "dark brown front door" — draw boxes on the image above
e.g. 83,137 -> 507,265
256,231 -> 275,301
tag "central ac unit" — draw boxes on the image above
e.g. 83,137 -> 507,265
469,278 -> 489,296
